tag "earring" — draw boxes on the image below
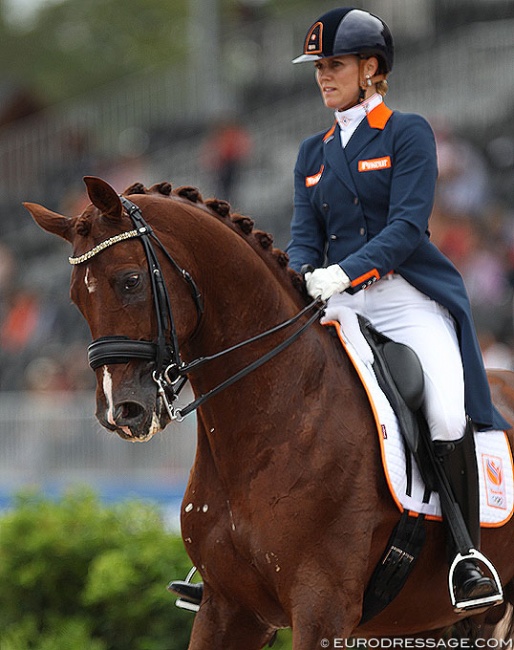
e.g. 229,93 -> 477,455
366,74 -> 372,87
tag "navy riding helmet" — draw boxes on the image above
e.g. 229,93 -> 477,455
293,7 -> 394,74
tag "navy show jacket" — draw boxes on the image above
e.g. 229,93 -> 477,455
287,102 -> 510,431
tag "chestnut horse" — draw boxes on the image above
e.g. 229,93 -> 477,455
25,177 -> 514,649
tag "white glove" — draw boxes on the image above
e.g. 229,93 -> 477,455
305,264 -> 351,301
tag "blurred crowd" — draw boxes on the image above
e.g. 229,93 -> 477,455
430,123 -> 514,371
0,239 -> 95,393
0,110 -> 255,395
1,115 -> 514,395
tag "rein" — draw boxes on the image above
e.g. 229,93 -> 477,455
71,196 -> 323,421
174,300 -> 322,419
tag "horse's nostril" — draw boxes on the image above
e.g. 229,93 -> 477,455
114,401 -> 145,424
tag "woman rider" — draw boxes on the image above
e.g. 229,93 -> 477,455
287,6 -> 507,611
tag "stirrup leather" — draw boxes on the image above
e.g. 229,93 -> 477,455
449,549 -> 503,612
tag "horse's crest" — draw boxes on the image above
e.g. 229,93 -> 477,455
120,181 -> 305,296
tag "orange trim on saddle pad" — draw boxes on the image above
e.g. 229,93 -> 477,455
322,319 -> 514,527
323,318 -> 404,515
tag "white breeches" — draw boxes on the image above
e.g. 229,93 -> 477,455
329,274 -> 467,442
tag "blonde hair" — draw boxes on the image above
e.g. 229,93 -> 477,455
376,79 -> 388,97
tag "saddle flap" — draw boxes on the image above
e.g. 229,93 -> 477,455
382,341 -> 424,412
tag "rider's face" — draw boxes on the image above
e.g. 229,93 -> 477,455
314,55 -> 361,111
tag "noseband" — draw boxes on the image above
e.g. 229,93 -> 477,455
71,196 -> 323,420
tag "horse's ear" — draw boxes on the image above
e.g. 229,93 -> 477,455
83,176 -> 123,221
23,202 -> 75,243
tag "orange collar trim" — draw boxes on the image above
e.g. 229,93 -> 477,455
323,121 -> 337,142
366,103 -> 393,130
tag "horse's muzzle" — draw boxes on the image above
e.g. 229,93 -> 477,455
98,399 -> 167,441
96,366 -> 170,441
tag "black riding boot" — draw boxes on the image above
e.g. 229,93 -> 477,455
434,421 -> 500,606
167,580 -> 203,606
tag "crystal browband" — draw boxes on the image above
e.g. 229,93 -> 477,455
68,227 -> 148,265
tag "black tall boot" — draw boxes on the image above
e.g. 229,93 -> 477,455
168,580 -> 203,607
434,420 -> 501,607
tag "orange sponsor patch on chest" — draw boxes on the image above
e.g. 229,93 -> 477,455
305,165 -> 324,187
358,156 -> 391,172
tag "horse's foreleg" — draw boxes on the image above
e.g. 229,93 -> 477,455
289,590 -> 362,650
290,618 -> 358,650
187,593 -> 276,650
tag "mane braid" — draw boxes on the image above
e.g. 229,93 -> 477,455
121,180 -> 307,300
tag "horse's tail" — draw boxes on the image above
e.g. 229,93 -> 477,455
445,601 -> 514,645
492,602 -> 514,645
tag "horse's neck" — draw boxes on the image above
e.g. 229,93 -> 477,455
187,298 -> 356,459
189,321 -> 373,503
180,239 -> 303,359
158,216 -> 366,473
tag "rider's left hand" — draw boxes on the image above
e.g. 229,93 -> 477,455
304,264 -> 350,301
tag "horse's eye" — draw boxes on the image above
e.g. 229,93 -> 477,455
124,274 -> 141,291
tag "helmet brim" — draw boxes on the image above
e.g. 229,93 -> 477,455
292,53 -> 323,64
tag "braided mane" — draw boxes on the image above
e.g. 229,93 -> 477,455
122,181 -> 307,297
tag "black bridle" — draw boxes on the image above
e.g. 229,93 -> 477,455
71,196 -> 323,421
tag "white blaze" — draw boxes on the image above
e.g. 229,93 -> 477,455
84,268 -> 98,293
103,367 -> 116,426
102,366 -> 132,438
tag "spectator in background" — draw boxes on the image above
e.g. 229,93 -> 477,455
234,0 -> 270,24
0,84 -> 44,129
200,117 -> 252,203
433,121 -> 491,220
0,282 -> 92,392
429,127 -> 514,371
0,243 -> 15,307
0,288 -> 42,355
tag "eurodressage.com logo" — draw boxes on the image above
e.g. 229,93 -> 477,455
319,639 -> 514,649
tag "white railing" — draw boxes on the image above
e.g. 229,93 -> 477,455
0,390 -> 196,491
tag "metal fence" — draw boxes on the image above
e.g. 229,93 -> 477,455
0,390 -> 197,519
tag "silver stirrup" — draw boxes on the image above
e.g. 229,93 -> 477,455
449,549 -> 503,613
174,566 -> 200,613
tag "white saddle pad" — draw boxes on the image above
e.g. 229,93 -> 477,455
323,307 -> 514,527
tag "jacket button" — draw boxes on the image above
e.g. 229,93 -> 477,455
330,234 -> 337,240
322,203 -> 329,211
359,227 -> 366,236
353,197 -> 359,205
